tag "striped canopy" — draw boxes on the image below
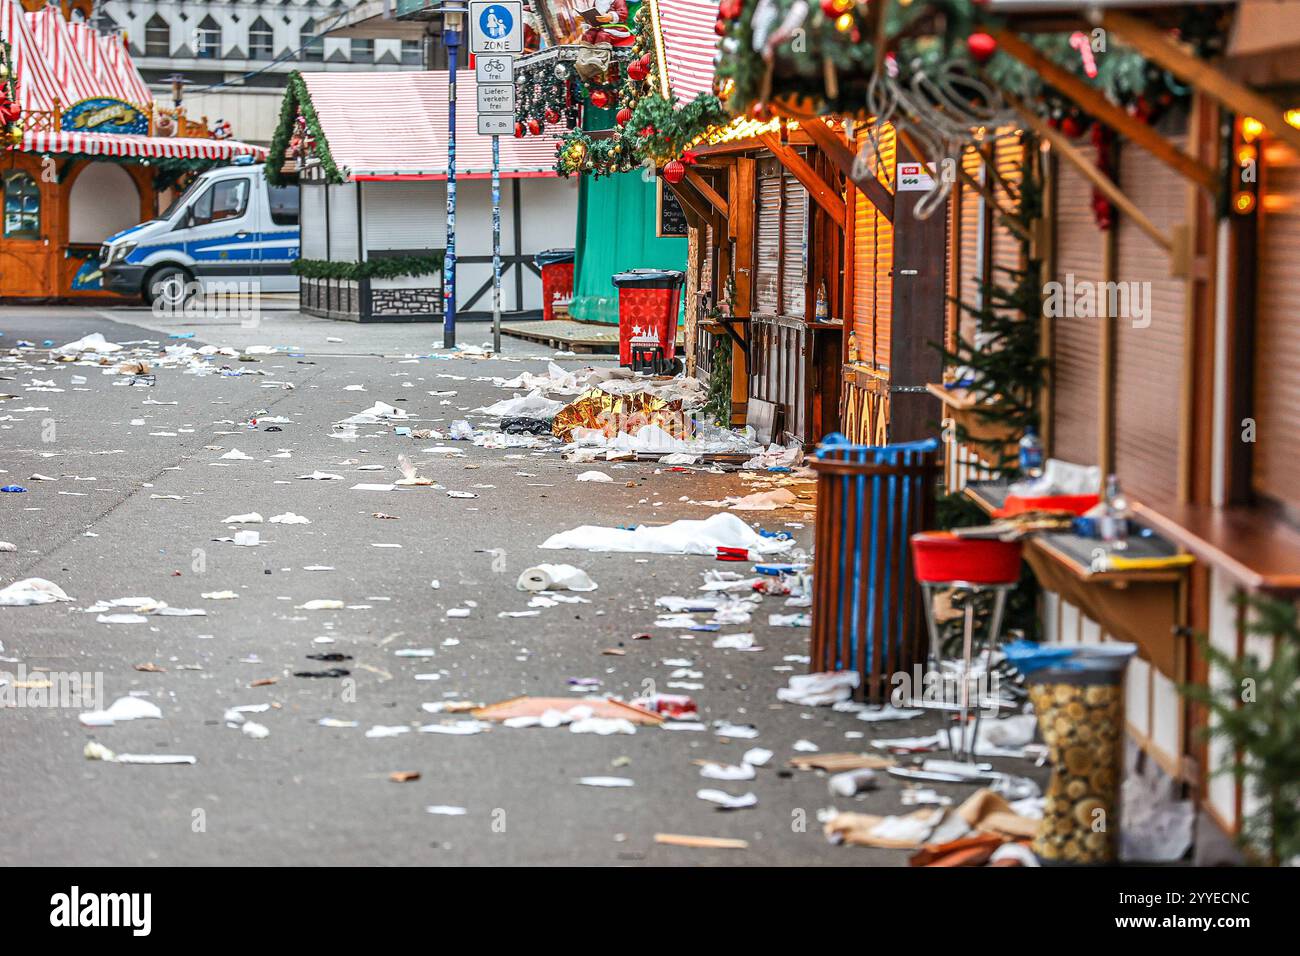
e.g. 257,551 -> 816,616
25,4 -> 98,104
22,128 -> 266,162
1,0 -> 65,111
651,0 -> 721,104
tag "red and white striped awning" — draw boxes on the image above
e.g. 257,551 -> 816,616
68,21 -> 132,102
1,0 -> 65,111
299,70 -> 564,179
100,28 -> 152,105
22,128 -> 267,162
652,0 -> 721,104
25,4 -> 98,104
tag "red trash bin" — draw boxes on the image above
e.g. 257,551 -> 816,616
534,249 -> 575,321
611,269 -> 684,372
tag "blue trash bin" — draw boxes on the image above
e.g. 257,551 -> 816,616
809,435 -> 941,702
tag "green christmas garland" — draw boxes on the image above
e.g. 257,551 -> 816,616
1,39 -> 20,146
265,72 -> 343,187
292,253 -> 446,282
554,4 -> 728,178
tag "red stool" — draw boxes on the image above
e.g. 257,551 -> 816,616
909,532 -> 1023,760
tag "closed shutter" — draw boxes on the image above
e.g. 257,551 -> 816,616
956,147 -> 985,346
1254,141 -> 1300,508
300,183 -> 327,260
851,124 -> 894,372
327,182 -> 359,261
1112,133 -> 1187,505
990,133 -> 1025,280
753,160 -> 781,315
1051,145 -> 1104,466
781,171 -> 808,317
362,180 -> 444,253
868,125 -> 896,370
707,222 -> 717,293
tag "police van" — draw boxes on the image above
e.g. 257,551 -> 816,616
100,158 -> 299,309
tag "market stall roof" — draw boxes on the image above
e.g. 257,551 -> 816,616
25,3 -> 98,104
649,0 -> 720,104
1,0 -> 64,111
21,128 -> 266,162
283,70 -> 565,180
68,20 -> 150,104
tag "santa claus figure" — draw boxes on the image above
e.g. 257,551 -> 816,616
580,0 -> 633,47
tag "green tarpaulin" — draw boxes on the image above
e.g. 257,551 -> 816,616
568,171 -> 687,325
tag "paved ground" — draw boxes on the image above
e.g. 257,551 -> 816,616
0,304 -> 1042,866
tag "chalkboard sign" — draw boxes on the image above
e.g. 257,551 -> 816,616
657,179 -> 688,238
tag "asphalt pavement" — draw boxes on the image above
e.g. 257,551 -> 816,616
0,304 -> 1042,866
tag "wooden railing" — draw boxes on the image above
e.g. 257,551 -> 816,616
19,101 -> 214,138
749,312 -> 809,444
841,364 -> 889,446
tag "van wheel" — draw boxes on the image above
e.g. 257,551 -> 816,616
146,266 -> 195,313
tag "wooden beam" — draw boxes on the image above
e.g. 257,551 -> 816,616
988,27 -> 1219,194
666,178 -> 712,228
1005,91 -> 1176,256
801,116 -> 895,223
758,131 -> 847,226
684,169 -> 728,218
1102,9 -> 1300,158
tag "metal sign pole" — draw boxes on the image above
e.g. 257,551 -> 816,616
492,133 -> 502,354
443,7 -> 465,350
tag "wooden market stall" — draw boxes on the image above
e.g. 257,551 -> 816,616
265,70 -> 576,323
1,0 -> 264,299
700,0 -> 1300,859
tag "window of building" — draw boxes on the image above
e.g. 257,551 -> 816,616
300,20 -> 323,61
189,178 -> 249,226
350,38 -> 374,63
249,17 -> 274,60
196,16 -> 221,59
144,14 -> 169,57
3,172 -> 42,240
401,39 -> 423,66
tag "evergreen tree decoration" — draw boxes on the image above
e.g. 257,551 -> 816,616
1181,594 -> 1300,866
939,152 -> 1047,477
1,39 -> 22,147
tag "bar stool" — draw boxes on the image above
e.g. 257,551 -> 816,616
909,532 -> 1023,760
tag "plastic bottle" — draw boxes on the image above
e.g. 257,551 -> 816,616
847,329 -> 858,364
1018,425 -> 1044,480
815,281 -> 829,321
1099,474 -> 1130,544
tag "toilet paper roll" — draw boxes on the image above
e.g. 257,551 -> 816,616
516,564 -> 597,592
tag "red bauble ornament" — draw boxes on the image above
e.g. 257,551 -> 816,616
1059,114 -> 1084,139
527,118 -> 541,135
819,0 -> 841,16
514,122 -> 524,138
616,107 -> 633,126
638,53 -> 652,71
589,89 -> 611,109
715,19 -> 727,36
640,125 -> 657,138
967,32 -> 998,65
750,102 -> 772,121
627,60 -> 647,82
719,0 -> 742,18
544,108 -> 560,124
662,160 -> 686,184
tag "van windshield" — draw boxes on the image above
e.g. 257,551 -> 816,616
161,176 -> 208,221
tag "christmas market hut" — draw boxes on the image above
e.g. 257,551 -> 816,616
265,69 -> 574,322
518,0 -> 725,326
1,0 -> 265,299
709,0 -> 1300,862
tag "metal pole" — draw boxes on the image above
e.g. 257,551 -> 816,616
492,133 -> 501,354
443,15 -> 461,350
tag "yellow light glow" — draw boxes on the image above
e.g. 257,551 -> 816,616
835,12 -> 854,32
1285,108 -> 1300,130
1241,116 -> 1264,142
1237,145 -> 1257,165
1234,191 -> 1256,214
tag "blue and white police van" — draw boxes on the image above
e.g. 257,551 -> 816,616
100,158 -> 299,308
